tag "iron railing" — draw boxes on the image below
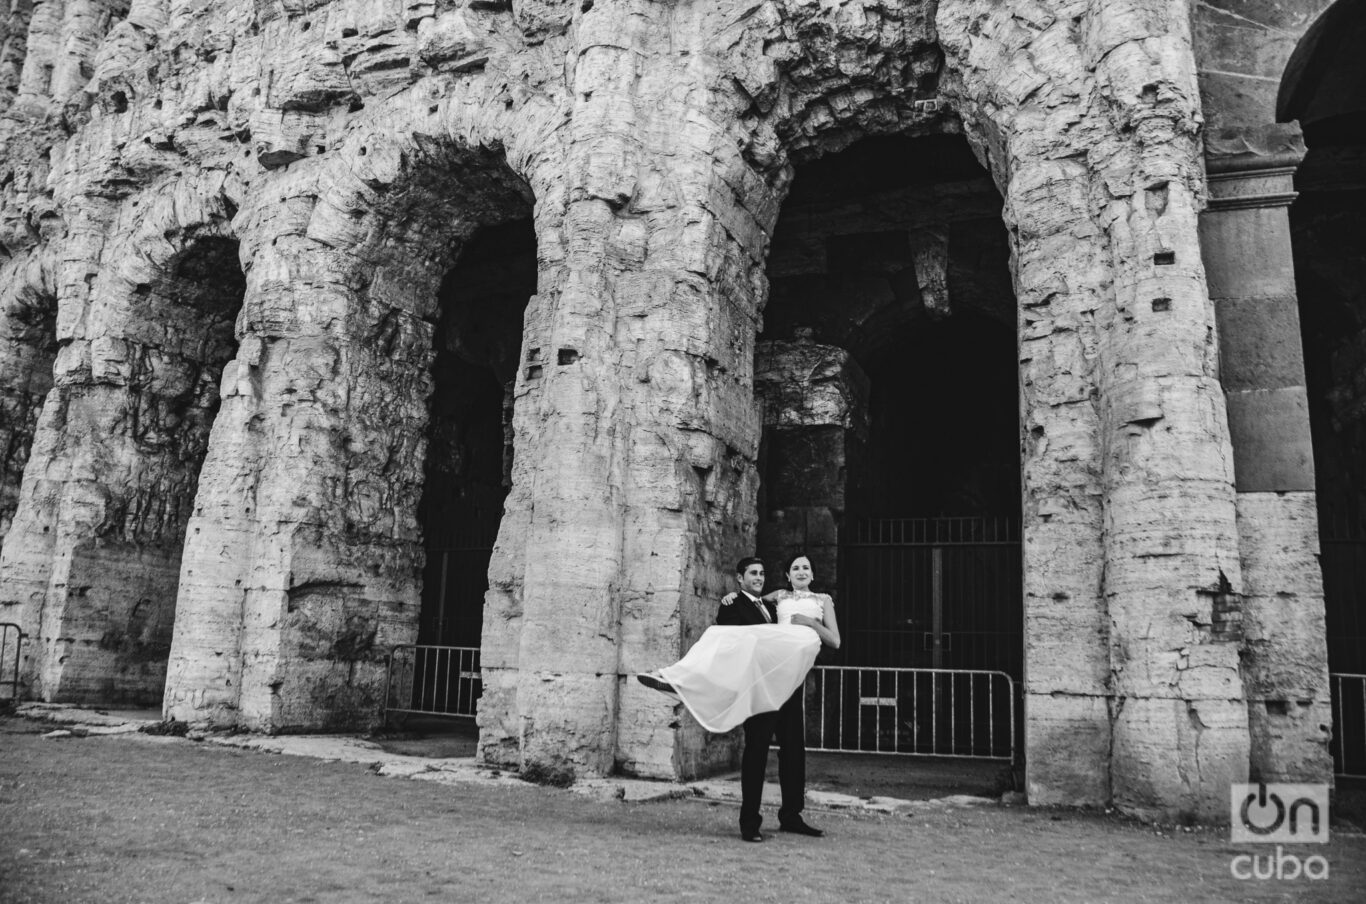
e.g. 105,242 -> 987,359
384,644 -> 481,721
807,665 -> 1017,761
1331,673 -> 1366,778
1,622 -> 24,700
838,517 -> 1023,679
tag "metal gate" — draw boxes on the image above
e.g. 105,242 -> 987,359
419,517 -> 499,650
397,502 -> 500,721
1321,515 -> 1366,777
384,644 -> 481,720
834,517 -> 1022,757
808,665 -> 1016,760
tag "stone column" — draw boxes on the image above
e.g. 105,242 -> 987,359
1198,157 -> 1333,784
969,0 -> 1252,820
753,338 -> 869,582
1084,5 -> 1250,821
1011,157 -> 1112,808
477,4 -> 781,781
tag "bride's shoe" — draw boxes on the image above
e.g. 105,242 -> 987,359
637,672 -> 679,698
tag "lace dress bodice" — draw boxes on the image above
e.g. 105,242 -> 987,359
776,592 -> 827,625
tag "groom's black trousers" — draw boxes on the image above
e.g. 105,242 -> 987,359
739,684 -> 805,834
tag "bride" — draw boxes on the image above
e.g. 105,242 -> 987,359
638,554 -> 841,732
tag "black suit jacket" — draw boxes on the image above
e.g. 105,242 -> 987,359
716,592 -> 775,627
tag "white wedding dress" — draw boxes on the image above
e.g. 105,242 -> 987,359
657,593 -> 826,733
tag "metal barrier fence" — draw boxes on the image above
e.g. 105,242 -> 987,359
807,665 -> 1016,761
1332,673 -> 1366,778
1,622 -> 24,700
383,644 -> 481,720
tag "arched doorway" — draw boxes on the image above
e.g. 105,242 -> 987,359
24,232 -> 244,705
0,258 -> 57,547
403,219 -> 536,719
1282,0 -> 1366,775
756,134 -> 1021,760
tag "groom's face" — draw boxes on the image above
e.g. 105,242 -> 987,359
737,563 -> 765,597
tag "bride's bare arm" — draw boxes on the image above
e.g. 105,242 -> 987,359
818,596 -> 841,649
790,595 -> 840,649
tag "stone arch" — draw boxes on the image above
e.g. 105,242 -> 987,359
751,121 -> 1023,763
0,248 -> 58,546
0,170 -> 244,705
164,122 -> 543,733
717,2 -> 1253,818
1279,0 -> 1366,774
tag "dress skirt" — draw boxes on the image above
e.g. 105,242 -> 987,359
658,625 -> 822,733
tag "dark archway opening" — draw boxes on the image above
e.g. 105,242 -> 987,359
1284,0 -> 1366,774
0,276 -> 57,545
89,234 -> 244,705
417,219 -> 536,651
860,316 -> 1020,520
758,134 -> 1021,759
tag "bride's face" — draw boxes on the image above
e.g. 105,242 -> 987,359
787,556 -> 813,591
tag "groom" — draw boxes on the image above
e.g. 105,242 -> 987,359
716,556 -> 824,842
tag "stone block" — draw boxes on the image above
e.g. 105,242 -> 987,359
1214,295 -> 1308,393
1224,387 -> 1315,492
1025,693 -> 1110,808
1199,201 -> 1297,300
1111,696 -> 1248,823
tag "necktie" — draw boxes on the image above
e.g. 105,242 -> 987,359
752,595 -> 771,623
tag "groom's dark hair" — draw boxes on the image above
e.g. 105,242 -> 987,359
735,556 -> 764,576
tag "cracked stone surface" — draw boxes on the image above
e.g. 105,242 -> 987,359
0,0 -> 1340,820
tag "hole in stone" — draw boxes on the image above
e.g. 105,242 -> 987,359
1152,298 -> 1172,313
1153,250 -> 1175,266
526,365 -> 543,380
526,347 -> 540,362
558,348 -> 579,365
111,91 -> 128,113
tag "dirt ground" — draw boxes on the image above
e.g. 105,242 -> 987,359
2,715 -> 1364,904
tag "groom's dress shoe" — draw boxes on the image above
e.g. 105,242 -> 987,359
740,830 -> 765,842
637,673 -> 676,695
779,818 -> 824,837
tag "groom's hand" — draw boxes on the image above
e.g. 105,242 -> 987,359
720,592 -> 738,606
789,614 -> 820,628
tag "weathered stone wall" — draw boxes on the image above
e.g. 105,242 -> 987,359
0,0 -> 1340,818
1192,0 -> 1336,785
